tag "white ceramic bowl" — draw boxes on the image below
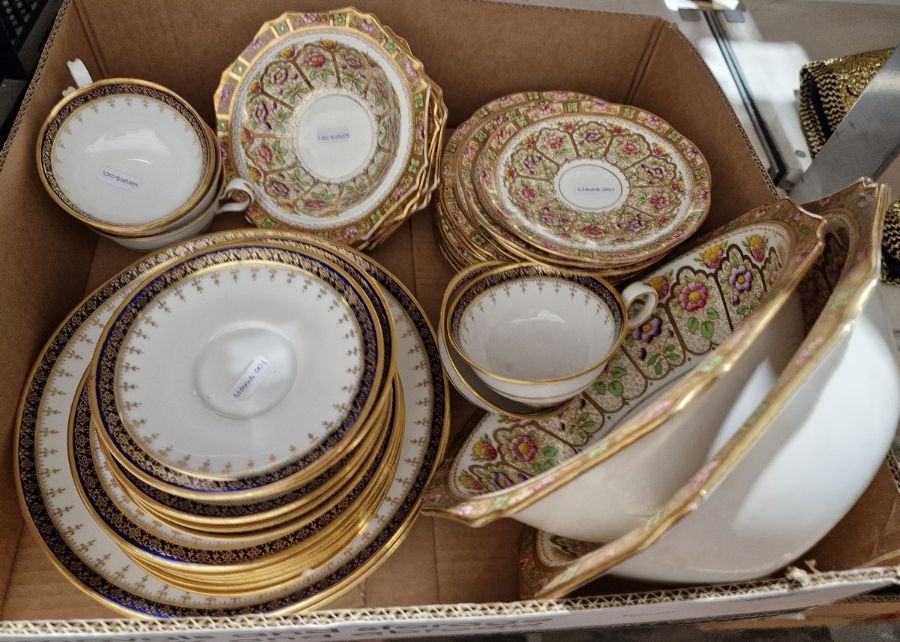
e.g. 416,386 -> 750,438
445,263 -> 656,406
516,179 -> 900,595
610,285 -> 899,583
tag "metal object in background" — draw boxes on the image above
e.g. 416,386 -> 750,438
790,45 -> 900,203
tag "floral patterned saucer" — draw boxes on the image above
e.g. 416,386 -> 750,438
215,9 -> 444,246
424,198 -> 827,535
474,100 -> 711,267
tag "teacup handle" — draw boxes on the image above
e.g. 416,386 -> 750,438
214,178 -> 255,215
62,59 -> 94,97
621,282 -> 658,330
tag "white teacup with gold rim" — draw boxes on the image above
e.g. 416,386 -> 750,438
38,60 -> 253,248
445,262 -> 657,407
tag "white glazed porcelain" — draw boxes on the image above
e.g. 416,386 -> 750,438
90,243 -> 391,500
426,199 -> 831,543
446,263 -> 656,406
609,286 -> 900,583
38,60 -> 218,236
514,289 -> 806,542
515,180 -> 900,596
15,229 -> 448,615
437,328 -> 566,419
100,177 -> 255,251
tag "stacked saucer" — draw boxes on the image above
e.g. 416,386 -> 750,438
215,8 -> 447,249
16,231 -> 448,616
436,91 -> 711,278
37,61 -> 253,250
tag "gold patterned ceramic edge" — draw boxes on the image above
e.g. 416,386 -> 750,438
115,393 -> 392,533
213,8 -> 439,246
115,400 -> 380,538
131,413 -> 404,596
439,92 -> 595,267
423,197 -> 827,525
517,178 -> 890,599
359,80 -> 448,250
107,238 -> 401,525
88,242 -> 393,500
439,91 -> 709,273
438,261 -> 572,420
111,385 -> 405,596
37,78 -> 218,236
91,242 -> 396,502
95,375 -> 397,540
472,102 -> 711,267
70,374 -> 399,578
14,227 -> 448,617
445,262 -> 627,386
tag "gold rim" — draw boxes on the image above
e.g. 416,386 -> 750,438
359,79 -> 448,249
424,198 -> 829,527
36,78 -> 218,237
88,239 -> 395,502
215,9 -> 435,244
127,392 -> 404,595
471,104 -> 712,268
521,180 -> 890,599
102,376 -> 395,535
70,374 -> 400,580
438,262 -> 572,420
14,226 -> 448,617
445,261 -> 630,386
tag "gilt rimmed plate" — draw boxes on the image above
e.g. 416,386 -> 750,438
214,9 -> 431,244
90,242 -> 392,500
474,99 -> 711,266
37,79 -> 217,236
72,376 -> 399,577
439,91 -> 589,266
14,229 -> 447,616
103,240 -> 399,530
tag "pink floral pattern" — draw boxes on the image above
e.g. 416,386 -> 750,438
449,223 -> 796,498
239,39 -> 401,220
217,8 -> 439,245
477,109 -> 708,261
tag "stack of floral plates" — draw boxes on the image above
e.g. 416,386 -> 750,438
436,91 -> 712,278
15,230 -> 448,616
214,8 -> 447,250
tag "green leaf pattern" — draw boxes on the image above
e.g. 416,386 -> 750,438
452,225 -> 794,497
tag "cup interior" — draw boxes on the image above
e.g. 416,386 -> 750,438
452,269 -> 623,382
43,82 -> 214,230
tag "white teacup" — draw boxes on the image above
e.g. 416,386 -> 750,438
99,175 -> 254,251
445,262 -> 656,406
39,59 -> 251,243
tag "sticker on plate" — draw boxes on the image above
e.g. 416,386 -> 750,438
316,126 -> 352,144
99,166 -> 142,193
230,356 -> 272,401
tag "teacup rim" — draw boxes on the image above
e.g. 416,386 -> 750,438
36,77 -> 219,237
445,261 -> 629,386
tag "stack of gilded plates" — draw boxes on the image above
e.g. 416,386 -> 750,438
214,8 -> 447,250
15,230 -> 448,616
436,91 -> 712,279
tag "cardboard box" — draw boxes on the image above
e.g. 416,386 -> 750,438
0,0 -> 897,638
